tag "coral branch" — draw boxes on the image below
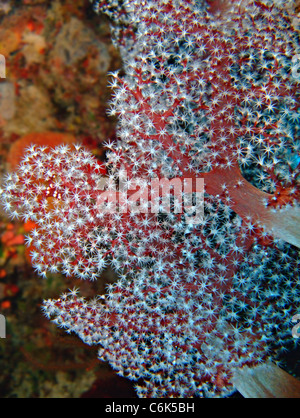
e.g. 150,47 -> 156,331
232,362 -> 300,398
0,0 -> 299,397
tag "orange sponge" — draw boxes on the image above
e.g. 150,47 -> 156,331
8,131 -> 76,170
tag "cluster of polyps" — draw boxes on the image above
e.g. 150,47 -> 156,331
0,0 -> 299,397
